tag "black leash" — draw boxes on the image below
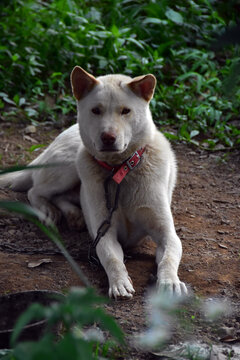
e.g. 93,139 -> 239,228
87,147 -> 145,267
88,173 -> 120,266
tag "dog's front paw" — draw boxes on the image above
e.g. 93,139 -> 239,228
109,276 -> 135,299
157,278 -> 188,297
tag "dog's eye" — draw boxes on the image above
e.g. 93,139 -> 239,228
92,107 -> 101,115
121,108 -> 131,115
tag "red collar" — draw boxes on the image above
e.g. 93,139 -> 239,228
95,147 -> 145,184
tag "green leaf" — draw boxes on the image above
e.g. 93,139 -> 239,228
50,72 -> 63,78
25,107 -> 38,117
142,17 -> 168,25
13,94 -> 19,105
13,335 -> 55,360
0,201 -> 41,219
190,130 -> 199,138
0,163 -> 59,175
67,287 -> 106,308
164,132 -> 178,141
11,53 -> 20,62
111,24 -> 119,37
0,349 -> 13,359
57,334 -> 93,360
127,37 -> 145,50
165,8 -> 183,24
3,97 -> 16,105
19,98 -> 26,107
179,124 -> 190,140
27,144 -> 46,152
176,72 -> 203,93
94,308 -> 124,344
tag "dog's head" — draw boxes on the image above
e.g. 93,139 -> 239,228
71,66 -> 156,162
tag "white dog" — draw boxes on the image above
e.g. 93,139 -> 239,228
0,67 -> 188,298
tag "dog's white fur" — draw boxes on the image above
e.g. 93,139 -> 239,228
0,67 -> 187,298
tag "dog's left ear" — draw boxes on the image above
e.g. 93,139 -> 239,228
128,74 -> 156,102
71,66 -> 99,100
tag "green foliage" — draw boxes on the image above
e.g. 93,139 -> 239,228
0,288 -> 124,360
0,0 -> 239,148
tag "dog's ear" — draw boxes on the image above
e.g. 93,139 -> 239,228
128,74 -> 156,102
71,66 -> 99,100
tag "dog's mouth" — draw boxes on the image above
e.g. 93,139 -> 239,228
99,143 -> 128,153
93,141 -> 128,155
100,148 -> 121,152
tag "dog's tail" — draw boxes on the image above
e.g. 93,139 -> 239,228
0,169 -> 33,192
0,155 -> 43,191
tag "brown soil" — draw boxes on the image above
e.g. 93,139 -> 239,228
0,122 -> 239,359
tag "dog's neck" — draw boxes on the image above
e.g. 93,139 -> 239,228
94,147 -> 146,184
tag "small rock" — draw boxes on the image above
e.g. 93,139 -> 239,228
221,219 -> 230,225
24,125 -> 37,134
215,144 -> 226,151
216,326 -> 235,338
218,244 -> 228,249
8,229 -> 16,235
211,345 -> 228,360
27,258 -> 53,268
204,238 -> 216,242
23,134 -> 38,143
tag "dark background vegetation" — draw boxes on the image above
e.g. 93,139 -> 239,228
0,0 -> 240,149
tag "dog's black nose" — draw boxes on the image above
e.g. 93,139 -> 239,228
101,132 -> 116,146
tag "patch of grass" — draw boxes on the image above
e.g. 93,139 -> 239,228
0,0 -> 240,148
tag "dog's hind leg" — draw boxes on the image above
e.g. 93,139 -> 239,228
53,185 -> 85,230
27,164 -> 79,225
28,186 -> 62,224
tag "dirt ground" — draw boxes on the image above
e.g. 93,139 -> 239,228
0,122 -> 239,359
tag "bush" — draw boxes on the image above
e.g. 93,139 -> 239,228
0,0 -> 239,148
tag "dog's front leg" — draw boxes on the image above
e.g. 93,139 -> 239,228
137,203 -> 188,296
155,229 -> 188,296
80,182 -> 135,299
96,229 -> 135,299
